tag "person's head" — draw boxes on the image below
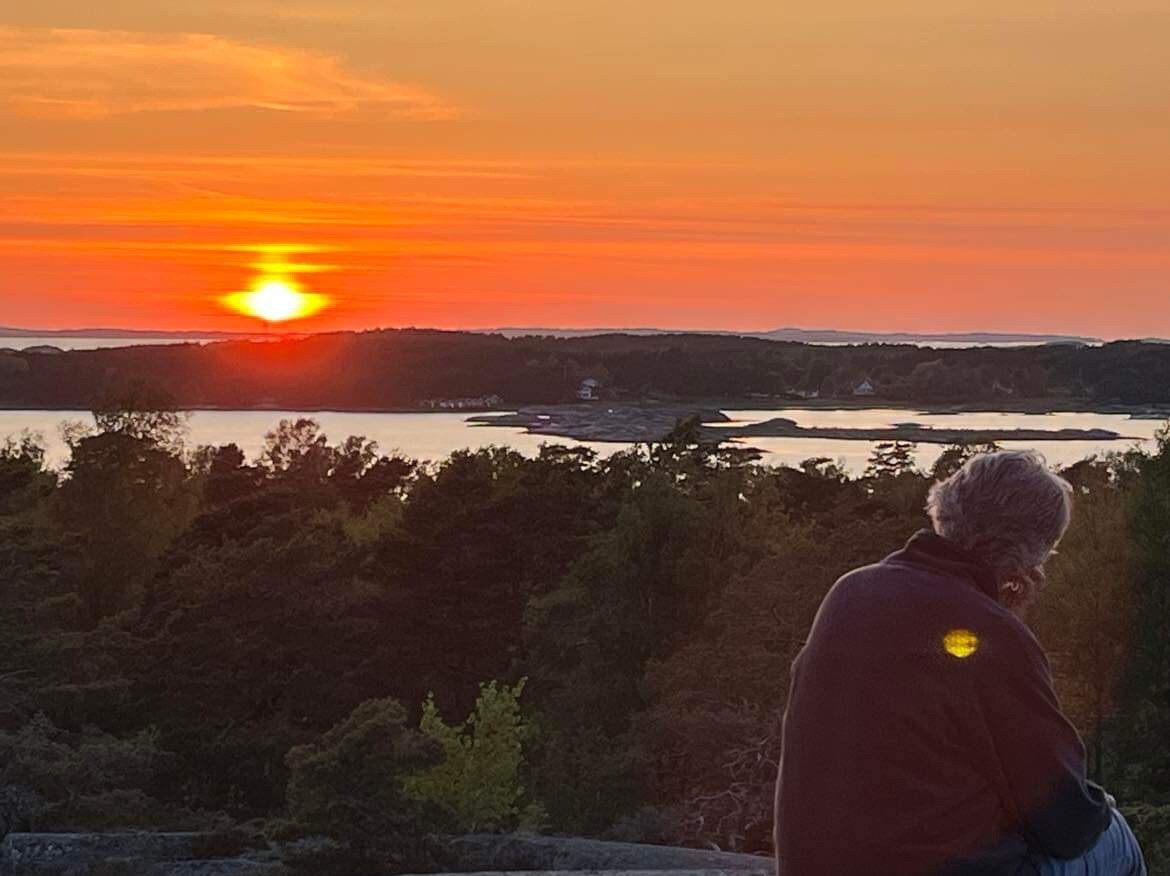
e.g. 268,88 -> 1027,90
926,450 -> 1072,612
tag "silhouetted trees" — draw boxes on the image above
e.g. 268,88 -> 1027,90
4,331 -> 1170,410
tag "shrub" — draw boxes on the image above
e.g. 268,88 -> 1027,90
406,679 -> 545,832
1121,803 -> 1170,876
282,697 -> 441,873
0,712 -> 193,831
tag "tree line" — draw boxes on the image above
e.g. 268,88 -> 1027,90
0,401 -> 1168,872
3,330 -> 1170,409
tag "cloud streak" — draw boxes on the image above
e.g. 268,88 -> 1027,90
0,26 -> 454,118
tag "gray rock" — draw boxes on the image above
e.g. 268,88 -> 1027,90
415,871 -> 767,876
434,834 -> 773,873
157,861 -> 280,875
3,831 -> 773,875
0,833 -> 281,876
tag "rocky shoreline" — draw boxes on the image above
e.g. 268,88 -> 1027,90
706,417 -> 1128,445
468,404 -> 730,443
469,405 -> 1136,446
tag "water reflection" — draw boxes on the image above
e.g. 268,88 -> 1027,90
0,408 -> 1161,476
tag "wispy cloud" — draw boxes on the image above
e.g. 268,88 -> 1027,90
0,26 -> 454,118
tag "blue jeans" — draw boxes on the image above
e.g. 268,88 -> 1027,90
1033,808 -> 1147,876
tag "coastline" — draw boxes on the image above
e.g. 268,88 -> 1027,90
2,398 -> 1168,418
467,402 -> 1160,445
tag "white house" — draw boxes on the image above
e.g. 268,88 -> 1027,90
577,378 -> 601,401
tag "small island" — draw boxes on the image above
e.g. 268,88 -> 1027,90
470,404 -> 1134,445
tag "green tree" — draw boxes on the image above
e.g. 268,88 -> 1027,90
283,698 -> 441,872
406,679 -> 544,832
91,390 -> 188,455
1118,425 -> 1170,801
1031,459 -> 1135,783
0,712 -> 187,832
864,441 -> 918,480
55,431 -> 193,629
929,442 -> 1000,480
632,509 -> 918,851
0,432 -> 56,514
0,432 -> 62,727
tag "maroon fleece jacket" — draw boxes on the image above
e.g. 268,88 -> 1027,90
773,530 -> 1110,876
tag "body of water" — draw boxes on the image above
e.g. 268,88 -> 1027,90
712,409 -> 1162,473
1,336 -> 235,351
1,408 -> 1161,475
0,410 -> 634,469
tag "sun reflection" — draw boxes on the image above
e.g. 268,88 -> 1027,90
220,245 -> 332,324
943,628 -> 979,659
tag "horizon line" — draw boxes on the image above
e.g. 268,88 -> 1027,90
0,324 -> 1111,343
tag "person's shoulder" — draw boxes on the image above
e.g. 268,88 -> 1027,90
817,561 -> 886,605
833,561 -> 885,587
982,607 -> 1050,670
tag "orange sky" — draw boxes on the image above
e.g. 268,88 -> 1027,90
2,1 -> 1168,336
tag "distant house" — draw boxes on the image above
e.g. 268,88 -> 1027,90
577,378 -> 601,401
853,378 -> 876,397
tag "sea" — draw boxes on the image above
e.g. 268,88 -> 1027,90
2,336 -> 233,351
0,408 -> 1161,477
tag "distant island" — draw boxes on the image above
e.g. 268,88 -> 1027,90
0,325 -> 261,340
486,326 -> 1105,346
470,405 -> 1134,445
3,328 -> 1170,414
0,324 -> 1115,347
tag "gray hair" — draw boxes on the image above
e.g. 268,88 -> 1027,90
926,450 -> 1072,582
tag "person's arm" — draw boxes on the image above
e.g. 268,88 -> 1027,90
975,619 -> 1111,858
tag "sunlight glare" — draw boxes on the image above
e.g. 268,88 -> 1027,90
222,277 -> 329,324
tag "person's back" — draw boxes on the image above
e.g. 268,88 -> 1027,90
773,451 -> 1146,876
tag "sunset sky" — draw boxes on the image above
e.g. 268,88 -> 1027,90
2,1 -> 1168,336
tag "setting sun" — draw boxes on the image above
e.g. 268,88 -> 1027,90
223,278 -> 330,324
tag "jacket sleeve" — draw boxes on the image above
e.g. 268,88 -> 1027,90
975,619 -> 1111,859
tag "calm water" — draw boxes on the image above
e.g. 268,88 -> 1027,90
712,409 -> 1162,473
1,336 -> 234,351
1,408 -> 1161,475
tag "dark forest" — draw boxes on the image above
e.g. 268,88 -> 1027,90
1,403 -> 1168,872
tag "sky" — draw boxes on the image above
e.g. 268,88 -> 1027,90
1,1 -> 1168,336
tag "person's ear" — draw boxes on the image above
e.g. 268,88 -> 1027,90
1022,565 -> 1047,592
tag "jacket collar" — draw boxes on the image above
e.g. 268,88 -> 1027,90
885,529 -> 1000,602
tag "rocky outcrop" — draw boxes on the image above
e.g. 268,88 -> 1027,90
470,404 -> 730,443
0,833 -> 280,875
432,834 -> 773,873
1,831 -> 774,875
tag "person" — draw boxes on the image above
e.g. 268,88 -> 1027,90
773,450 -> 1146,875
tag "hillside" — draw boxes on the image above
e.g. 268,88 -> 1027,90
3,329 -> 1170,410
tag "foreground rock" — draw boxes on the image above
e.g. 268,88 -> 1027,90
0,832 -> 279,875
432,834 -> 772,873
1,832 -> 774,875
